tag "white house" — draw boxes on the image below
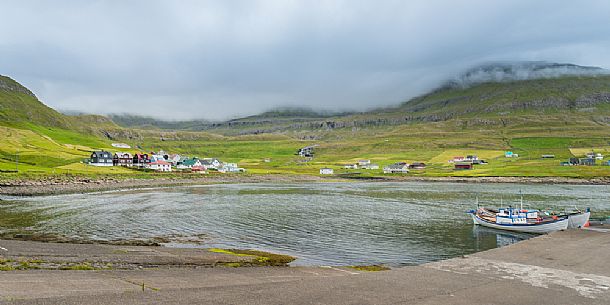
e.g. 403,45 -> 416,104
201,158 -> 222,170
383,163 -> 410,174
169,154 -> 182,165
320,168 -> 334,175
344,164 -> 358,169
358,160 -> 371,166
361,163 -> 380,170
176,158 -> 202,170
150,154 -> 165,162
218,163 -> 245,173
147,160 -> 172,172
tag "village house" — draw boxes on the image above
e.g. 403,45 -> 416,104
505,151 -> 514,158
541,154 -> 556,159
569,157 -> 580,165
587,152 -> 604,160
201,158 -> 222,170
113,152 -> 133,167
360,163 -> 380,170
150,152 -> 167,162
218,163 -> 245,173
297,145 -> 317,157
358,160 -> 371,166
579,158 -> 596,166
177,158 -> 203,170
465,155 -> 478,161
344,164 -> 358,169
409,162 -> 426,169
89,151 -> 113,166
147,160 -> 172,172
168,154 -> 183,165
320,167 -> 334,175
383,162 -> 410,174
454,162 -> 474,170
133,153 -> 150,167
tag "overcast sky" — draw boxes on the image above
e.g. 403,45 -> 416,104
1,1 -> 610,120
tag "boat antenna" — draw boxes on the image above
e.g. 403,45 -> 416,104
520,189 -> 523,211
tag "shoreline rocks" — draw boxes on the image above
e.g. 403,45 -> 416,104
1,174 -> 609,197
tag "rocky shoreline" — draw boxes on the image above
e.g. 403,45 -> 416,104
1,174 -> 609,196
0,174 -> 323,196
375,175 -> 610,185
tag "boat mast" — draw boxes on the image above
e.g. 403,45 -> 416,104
520,190 -> 523,210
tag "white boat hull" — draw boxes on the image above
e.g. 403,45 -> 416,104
567,212 -> 590,229
471,214 -> 569,234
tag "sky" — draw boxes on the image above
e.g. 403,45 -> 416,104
1,0 -> 610,121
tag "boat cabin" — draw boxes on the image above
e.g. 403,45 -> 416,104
496,208 -> 539,225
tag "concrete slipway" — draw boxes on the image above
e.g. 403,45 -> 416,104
0,229 -> 609,305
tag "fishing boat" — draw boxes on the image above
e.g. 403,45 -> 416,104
467,195 -> 569,234
469,207 -> 569,234
563,208 -> 591,229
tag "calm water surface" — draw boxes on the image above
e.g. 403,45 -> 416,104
1,182 -> 608,266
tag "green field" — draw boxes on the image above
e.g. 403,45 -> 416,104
2,120 -> 610,180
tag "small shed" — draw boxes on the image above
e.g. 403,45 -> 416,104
409,162 -> 426,169
320,168 -> 334,175
454,162 -> 473,170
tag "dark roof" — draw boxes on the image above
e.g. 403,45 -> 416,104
91,151 -> 111,158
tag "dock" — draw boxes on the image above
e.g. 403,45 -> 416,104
1,229 -> 609,304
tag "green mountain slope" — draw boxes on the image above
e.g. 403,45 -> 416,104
2,63 -> 610,179
0,75 -> 74,129
389,75 -> 610,120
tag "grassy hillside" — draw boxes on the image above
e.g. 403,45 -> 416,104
2,71 -> 610,179
0,75 -> 74,129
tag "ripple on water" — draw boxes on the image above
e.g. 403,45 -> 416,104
1,182 -> 609,266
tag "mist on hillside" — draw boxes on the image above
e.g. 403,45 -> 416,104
446,62 -> 609,89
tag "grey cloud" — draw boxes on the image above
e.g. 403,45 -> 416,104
1,0 -> 610,120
